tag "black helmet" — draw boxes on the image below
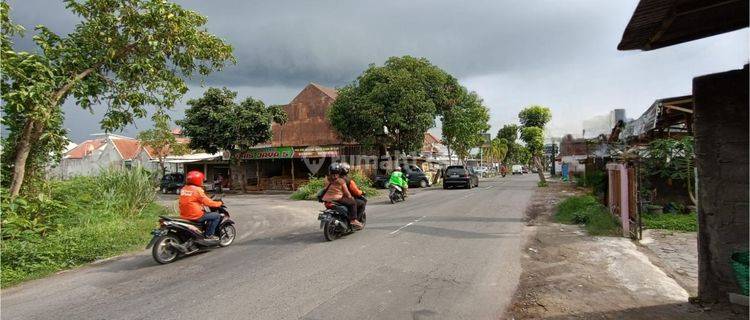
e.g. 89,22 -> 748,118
328,163 -> 342,174
339,162 -> 351,175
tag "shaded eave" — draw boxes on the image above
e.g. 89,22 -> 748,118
618,0 -> 749,51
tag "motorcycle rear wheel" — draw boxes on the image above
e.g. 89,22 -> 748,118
152,234 -> 180,264
323,221 -> 341,241
218,224 -> 236,247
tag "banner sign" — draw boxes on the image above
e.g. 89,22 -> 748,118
293,146 -> 339,158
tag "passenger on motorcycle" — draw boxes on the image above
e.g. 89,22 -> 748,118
339,162 -> 366,220
321,163 -> 363,230
388,166 -> 408,196
178,170 -> 223,240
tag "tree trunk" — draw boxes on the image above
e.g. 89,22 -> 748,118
534,156 -> 546,183
9,119 -> 44,198
158,157 -> 166,176
446,144 -> 453,165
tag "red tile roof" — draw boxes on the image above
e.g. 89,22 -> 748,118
111,138 -> 142,160
65,139 -> 106,159
422,132 -> 442,152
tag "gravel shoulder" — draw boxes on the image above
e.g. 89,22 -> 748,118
505,179 -> 747,319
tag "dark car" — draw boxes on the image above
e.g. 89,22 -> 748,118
403,164 -> 431,188
442,165 -> 479,189
160,173 -> 185,194
374,165 -> 432,188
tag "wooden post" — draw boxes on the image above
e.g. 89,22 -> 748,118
291,159 -> 295,191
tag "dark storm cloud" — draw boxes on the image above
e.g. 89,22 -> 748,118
7,0 -> 622,87
5,0 -> 748,142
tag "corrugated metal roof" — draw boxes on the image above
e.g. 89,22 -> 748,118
618,0 -> 748,51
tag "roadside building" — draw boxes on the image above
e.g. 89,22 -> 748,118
229,83 -> 374,191
54,133 -> 155,179
619,0 -> 748,303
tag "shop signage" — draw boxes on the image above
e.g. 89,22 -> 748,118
237,147 -> 294,159
293,146 -> 339,158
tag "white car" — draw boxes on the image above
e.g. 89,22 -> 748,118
511,165 -> 523,175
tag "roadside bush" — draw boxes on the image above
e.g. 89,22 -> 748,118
1,168 -> 165,287
290,176 -> 326,200
555,195 -> 620,236
290,171 -> 380,200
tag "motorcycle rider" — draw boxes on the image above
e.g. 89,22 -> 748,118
339,162 -> 366,220
388,166 -> 408,197
179,170 -> 223,240
321,163 -> 363,230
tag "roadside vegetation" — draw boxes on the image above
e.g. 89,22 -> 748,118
1,169 -> 168,287
291,171 -> 379,200
555,195 -> 620,236
642,211 -> 697,232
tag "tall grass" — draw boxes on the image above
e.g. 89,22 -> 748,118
1,168 -> 165,287
555,195 -> 620,236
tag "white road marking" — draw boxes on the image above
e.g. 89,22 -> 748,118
389,215 -> 426,235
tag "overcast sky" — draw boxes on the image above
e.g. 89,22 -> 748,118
7,0 -> 748,142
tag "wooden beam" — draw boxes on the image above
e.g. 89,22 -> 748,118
664,104 -> 694,114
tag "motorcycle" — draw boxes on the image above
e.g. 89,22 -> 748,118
146,195 -> 236,264
317,198 -> 367,241
388,184 -> 405,204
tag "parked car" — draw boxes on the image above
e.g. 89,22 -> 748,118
443,165 -> 479,189
511,165 -> 523,175
160,173 -> 185,194
522,166 -> 529,174
403,164 -> 431,188
473,166 -> 489,176
374,164 -> 431,188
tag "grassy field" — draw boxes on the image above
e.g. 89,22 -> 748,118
1,169 -> 169,287
555,195 -> 620,236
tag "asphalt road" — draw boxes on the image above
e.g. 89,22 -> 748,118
2,174 -> 537,320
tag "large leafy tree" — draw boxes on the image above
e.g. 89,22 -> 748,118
518,106 -> 552,128
177,88 -> 287,191
518,105 -> 552,183
137,114 -> 189,176
328,56 -> 462,158
1,0 -> 234,197
441,91 -> 490,163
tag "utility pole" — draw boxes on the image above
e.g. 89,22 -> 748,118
550,137 -> 557,176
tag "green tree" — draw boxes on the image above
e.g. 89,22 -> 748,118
328,56 -> 462,161
441,91 -> 490,163
137,114 -> 189,176
518,105 -> 552,183
496,124 -> 520,164
177,88 -> 287,191
642,137 -> 696,205
518,105 -> 552,128
1,0 -> 234,197
485,138 -> 508,165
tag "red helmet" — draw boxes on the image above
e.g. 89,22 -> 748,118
186,170 -> 205,186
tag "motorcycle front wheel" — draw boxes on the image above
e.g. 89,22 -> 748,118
152,234 -> 180,264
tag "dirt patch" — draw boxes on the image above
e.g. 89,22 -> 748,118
506,180 -> 747,319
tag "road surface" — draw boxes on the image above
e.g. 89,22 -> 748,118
2,175 -> 537,320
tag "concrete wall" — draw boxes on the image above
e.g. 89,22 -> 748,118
693,65 -> 749,302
